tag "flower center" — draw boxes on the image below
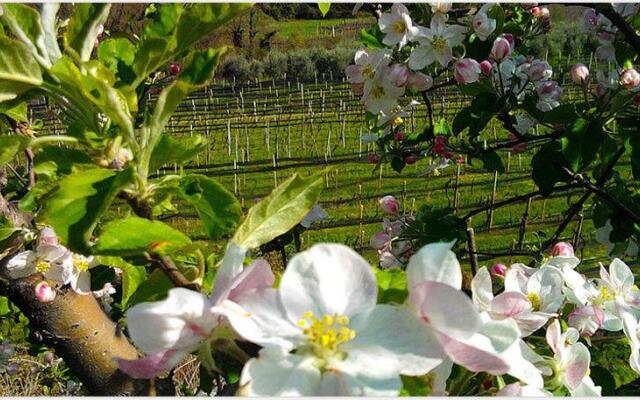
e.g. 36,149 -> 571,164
371,85 -> 385,98
393,20 -> 407,34
298,311 -> 356,359
362,65 -> 376,80
528,292 -> 541,311
36,259 -> 51,273
73,256 -> 90,272
599,286 -> 615,302
432,36 -> 448,51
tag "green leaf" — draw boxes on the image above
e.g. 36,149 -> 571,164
375,268 -> 408,304
359,28 -> 384,49
0,101 -> 28,122
40,3 -> 62,63
128,268 -> 174,306
0,297 -> 11,316
132,3 -> 249,86
0,135 -> 30,166
0,36 -> 43,102
400,375 -> 431,396
177,175 -> 241,240
64,4 -> 111,61
147,48 -> 226,141
414,205 -> 466,245
93,217 -> 192,256
318,3 -> 331,17
39,167 -> 134,253
629,128 -> 640,180
531,142 -> 568,196
97,256 -> 146,308
34,145 -> 94,176
0,4 -> 49,64
233,172 -> 325,249
560,118 -> 603,172
149,135 -> 209,171
479,151 -> 505,173
97,37 -> 136,82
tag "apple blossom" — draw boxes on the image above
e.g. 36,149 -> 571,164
394,130 -> 405,141
454,58 -> 481,85
535,80 -> 562,112
571,63 -> 590,85
429,2 -> 451,15
345,49 -> 391,85
368,153 -> 380,164
406,71 -> 433,91
300,205 -> 328,229
490,37 -> 511,61
217,244 -> 446,396
551,242 -> 574,257
169,63 -> 181,75
387,63 -> 410,87
6,241 -> 71,283
619,68 -> 640,90
491,263 -> 507,277
117,243 -> 274,378
379,195 -> 399,215
479,60 -> 492,76
620,311 -> 640,373
527,59 -> 552,82
530,7 -> 541,17
370,231 -> 391,250
514,115 -> 536,135
34,281 -> 56,303
410,246 -> 543,387
472,4 -> 496,41
408,13 -> 466,69
379,3 -> 419,49
568,305 -> 604,337
362,75 -> 405,114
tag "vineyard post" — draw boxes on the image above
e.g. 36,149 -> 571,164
572,212 -> 585,249
453,163 -> 461,213
517,197 -> 532,249
465,223 -> 479,276
487,171 -> 499,231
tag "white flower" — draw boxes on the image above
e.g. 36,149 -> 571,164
6,244 -> 72,284
514,115 -> 536,135
620,311 -> 640,373
408,13 -> 466,69
429,2 -> 451,15
614,3 -> 640,17
409,244 -> 543,387
117,243 -> 275,378
67,254 -> 99,294
595,219 -> 639,258
218,244 -> 444,396
378,3 -> 419,49
345,49 -> 392,84
535,80 -> 562,112
472,4 -> 496,41
362,75 -> 405,114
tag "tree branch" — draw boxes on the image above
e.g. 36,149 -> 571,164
595,4 -> 640,55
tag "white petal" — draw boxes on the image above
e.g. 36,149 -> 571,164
280,244 -> 377,321
216,289 -> 303,351
211,242 -> 247,303
341,305 -> 446,377
409,281 -> 481,340
569,376 -> 602,396
71,271 -> 92,294
319,369 -> 401,396
471,266 -> 494,310
5,251 -> 36,279
240,347 -> 321,396
126,288 -> 218,355
609,258 -> 634,292
406,241 -> 461,290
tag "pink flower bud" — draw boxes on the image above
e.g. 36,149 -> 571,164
404,154 -> 417,165
620,68 -> 640,90
443,151 -> 454,159
503,33 -> 515,45
530,6 -> 541,17
370,231 -> 391,250
454,58 -> 481,85
434,135 -> 447,145
38,227 -> 59,247
551,241 -> 574,257
35,281 -> 56,303
379,195 -> 399,215
433,142 -> 446,154
570,63 -> 590,85
388,64 -> 410,87
368,153 -> 380,164
538,7 -> 550,18
407,72 -> 433,91
169,63 -> 182,75
394,131 -> 405,141
508,133 -> 526,153
490,37 -> 511,61
455,155 -> 465,165
490,263 -> 507,277
480,60 -> 493,76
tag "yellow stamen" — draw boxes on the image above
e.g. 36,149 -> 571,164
393,116 -> 404,126
36,259 -> 50,273
528,292 -> 541,311
432,36 -> 447,51
299,311 -> 356,359
73,256 -> 90,272
393,20 -> 407,34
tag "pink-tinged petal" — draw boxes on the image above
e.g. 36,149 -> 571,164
345,64 -> 364,84
609,258 -> 634,292
224,260 -> 275,303
319,368 -> 401,396
211,243 -> 247,302
546,319 -> 562,354
116,349 -> 182,379
216,289 -> 303,350
280,244 -> 377,321
562,343 -> 590,389
471,267 -> 494,310
406,241 -> 462,290
34,281 -> 56,303
568,306 -> 604,337
489,292 -> 531,318
516,311 -> 554,337
409,281 -> 481,340
435,331 -> 509,375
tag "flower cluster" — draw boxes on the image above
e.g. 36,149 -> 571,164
120,234 -> 640,395
5,227 -> 100,297
370,195 -> 414,268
